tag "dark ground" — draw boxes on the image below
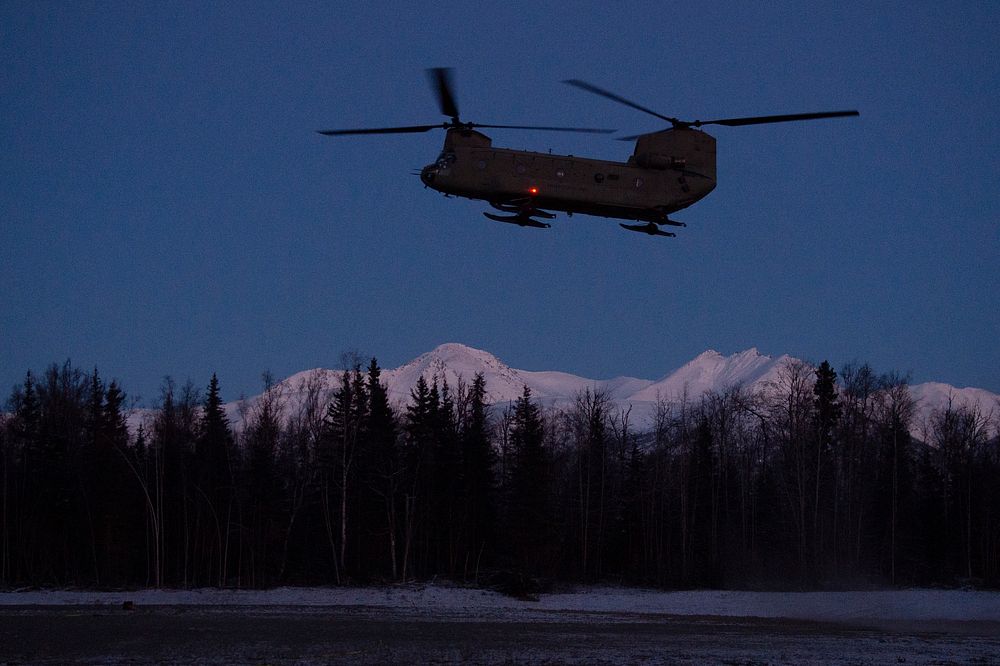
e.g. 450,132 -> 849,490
1,605 -> 998,664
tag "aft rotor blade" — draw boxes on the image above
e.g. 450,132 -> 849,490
563,79 -> 680,124
427,67 -> 460,120
473,123 -> 615,134
317,124 -> 442,136
692,110 -> 860,127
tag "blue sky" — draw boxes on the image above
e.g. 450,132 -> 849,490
2,2 -> 998,403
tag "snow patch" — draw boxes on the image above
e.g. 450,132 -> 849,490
1,586 -> 998,622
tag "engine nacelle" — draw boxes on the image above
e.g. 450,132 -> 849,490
633,153 -> 687,170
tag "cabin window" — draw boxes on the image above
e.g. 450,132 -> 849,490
477,159 -> 487,170
634,178 -> 644,188
594,173 -> 604,183
556,169 -> 565,178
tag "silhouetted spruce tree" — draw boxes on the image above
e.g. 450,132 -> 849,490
978,432 -> 1000,585
402,375 -> 439,578
360,358 -> 401,579
0,411 -> 9,584
432,378 -> 463,573
686,413 -> 717,585
241,372 -> 283,587
811,360 -> 840,576
460,373 -> 496,579
9,373 -> 40,581
506,385 -> 549,572
194,374 -> 234,585
77,368 -> 106,585
87,376 -> 135,586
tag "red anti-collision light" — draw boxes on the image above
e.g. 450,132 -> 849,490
529,187 -> 539,195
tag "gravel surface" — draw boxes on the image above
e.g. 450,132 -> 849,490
2,604 -> 998,664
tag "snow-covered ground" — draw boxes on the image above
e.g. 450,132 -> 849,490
2,584 -> 998,623
3,585 -> 999,664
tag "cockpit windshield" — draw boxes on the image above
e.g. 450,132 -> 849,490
436,151 -> 456,169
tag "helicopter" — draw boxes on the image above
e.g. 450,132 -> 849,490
319,69 -> 858,237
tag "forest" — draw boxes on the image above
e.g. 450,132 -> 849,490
1,357 -> 998,590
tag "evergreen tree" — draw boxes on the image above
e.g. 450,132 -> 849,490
198,374 -> 233,479
361,358 -> 401,579
461,373 -> 497,578
506,386 -> 549,571
432,378 -> 463,573
242,372 -> 283,587
83,373 -> 136,586
402,375 -> 443,577
103,381 -> 129,448
813,361 -> 841,441
687,413 -> 717,585
195,374 -> 234,585
85,369 -> 105,449
810,360 -> 840,577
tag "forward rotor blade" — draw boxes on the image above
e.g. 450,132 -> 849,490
692,110 -> 859,127
563,79 -> 679,124
317,124 -> 442,136
472,123 -> 615,134
427,67 -> 460,120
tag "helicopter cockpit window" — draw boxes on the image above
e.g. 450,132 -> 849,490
436,152 -> 456,169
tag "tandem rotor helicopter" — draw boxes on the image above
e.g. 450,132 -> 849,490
319,68 -> 858,237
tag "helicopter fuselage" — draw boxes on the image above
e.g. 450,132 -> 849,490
420,126 -> 717,224
321,69 -> 856,236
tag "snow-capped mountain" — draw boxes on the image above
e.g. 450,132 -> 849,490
219,343 -> 1000,434
145,343 -> 996,439
908,382 -> 999,437
627,348 -> 794,403
382,343 -> 530,404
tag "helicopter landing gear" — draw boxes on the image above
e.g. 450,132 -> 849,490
660,217 -> 686,227
483,212 -> 551,229
620,222 -> 676,237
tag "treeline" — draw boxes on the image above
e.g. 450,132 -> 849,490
1,358 -> 998,590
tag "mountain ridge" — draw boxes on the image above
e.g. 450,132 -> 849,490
215,343 -> 997,437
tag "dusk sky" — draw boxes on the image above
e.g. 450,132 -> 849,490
2,2 -> 998,404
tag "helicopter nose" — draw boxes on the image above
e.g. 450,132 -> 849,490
420,164 -> 437,185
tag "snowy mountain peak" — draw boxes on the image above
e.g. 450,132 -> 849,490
630,348 -> 784,402
168,343 -> 996,446
383,343 -> 526,404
